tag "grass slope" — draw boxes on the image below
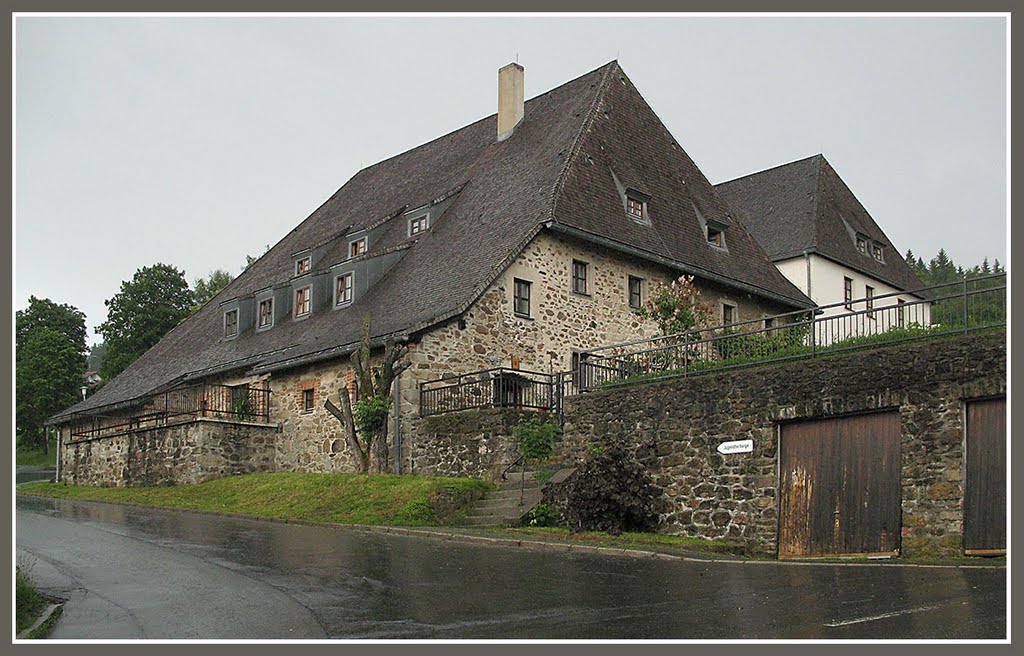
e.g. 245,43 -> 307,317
19,472 -> 491,527
16,446 -> 57,468
16,568 -> 48,634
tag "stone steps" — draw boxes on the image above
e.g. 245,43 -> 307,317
461,471 -> 545,527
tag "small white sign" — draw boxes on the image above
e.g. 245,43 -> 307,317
717,439 -> 754,455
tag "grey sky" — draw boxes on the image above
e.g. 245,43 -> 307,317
15,16 -> 1007,342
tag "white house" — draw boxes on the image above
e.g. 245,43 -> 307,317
716,154 -> 930,344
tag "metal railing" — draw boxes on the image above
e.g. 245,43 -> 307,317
68,382 -> 272,441
419,367 -> 561,418
578,273 -> 1006,390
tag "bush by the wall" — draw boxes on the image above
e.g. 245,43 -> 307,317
560,437 -> 663,535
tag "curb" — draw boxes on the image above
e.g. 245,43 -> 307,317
16,492 -> 1006,570
16,602 -> 63,640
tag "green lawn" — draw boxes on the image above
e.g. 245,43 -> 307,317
15,445 -> 57,468
18,472 -> 492,527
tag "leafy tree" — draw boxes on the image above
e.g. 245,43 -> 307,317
16,296 -> 87,362
192,269 -> 234,310
97,263 -> 193,381
16,328 -> 83,451
324,316 -> 410,473
86,342 -> 107,372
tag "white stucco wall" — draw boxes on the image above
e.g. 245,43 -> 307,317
775,254 -> 931,344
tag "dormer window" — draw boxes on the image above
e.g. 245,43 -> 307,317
856,235 -> 868,254
872,243 -> 884,262
294,286 -> 311,319
334,272 -> 354,307
295,256 -> 311,276
258,298 -> 274,329
623,190 -> 650,225
349,237 -> 367,258
706,223 -> 726,249
223,309 -> 239,339
408,213 -> 429,236
626,196 -> 644,220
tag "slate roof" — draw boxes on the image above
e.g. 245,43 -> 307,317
715,154 -> 928,295
51,61 -> 811,423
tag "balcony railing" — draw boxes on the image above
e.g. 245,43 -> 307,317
578,273 -> 1006,390
419,368 -> 561,418
68,382 -> 272,442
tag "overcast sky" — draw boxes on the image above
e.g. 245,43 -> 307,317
14,16 -> 1007,342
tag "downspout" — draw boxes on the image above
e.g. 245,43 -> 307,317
392,370 -> 402,475
54,427 -> 62,483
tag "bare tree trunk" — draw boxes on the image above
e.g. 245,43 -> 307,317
324,393 -> 367,473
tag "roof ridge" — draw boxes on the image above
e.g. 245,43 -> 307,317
549,61 -> 618,222
716,153 -> 825,187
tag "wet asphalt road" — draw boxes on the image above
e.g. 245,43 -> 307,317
15,495 -> 1006,640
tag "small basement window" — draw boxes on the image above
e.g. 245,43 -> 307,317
294,286 -> 311,318
223,309 -> 239,338
335,272 -> 354,307
302,388 -> 315,414
258,298 -> 274,329
349,237 -> 367,258
295,256 -> 311,276
571,260 -> 589,295
408,213 -> 429,236
513,278 -> 532,318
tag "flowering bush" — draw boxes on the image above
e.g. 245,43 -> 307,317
634,274 -> 714,336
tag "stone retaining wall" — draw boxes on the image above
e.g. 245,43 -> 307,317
412,408 -> 534,480
60,419 -> 279,487
559,331 -> 1006,558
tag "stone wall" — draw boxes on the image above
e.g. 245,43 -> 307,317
61,418 -> 278,487
559,331 -> 1006,558
413,408 -> 534,479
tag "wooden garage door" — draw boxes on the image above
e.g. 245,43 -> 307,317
779,412 -> 902,559
963,397 -> 1006,555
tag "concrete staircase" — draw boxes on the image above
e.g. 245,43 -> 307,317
462,469 -> 545,527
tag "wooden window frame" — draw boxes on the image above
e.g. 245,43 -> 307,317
257,298 -> 274,330
348,237 -> 368,259
865,285 -> 875,319
722,302 -> 736,326
513,278 -> 532,318
408,213 -> 429,237
843,277 -> 854,310
571,259 -> 589,295
223,309 -> 239,339
294,285 -> 312,319
628,275 -> 643,309
335,272 -> 354,307
301,388 -> 315,414
295,256 -> 311,276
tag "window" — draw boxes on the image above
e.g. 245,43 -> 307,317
294,286 -> 311,318
843,277 -> 854,310
513,278 -> 531,317
335,272 -> 354,306
865,285 -> 875,319
349,237 -> 367,258
764,316 -> 775,330
302,388 -> 314,414
872,243 -> 884,262
571,260 -> 589,295
628,276 -> 643,309
707,225 -> 725,248
295,256 -> 311,276
856,236 -> 868,254
626,196 -> 645,221
258,298 -> 274,329
223,309 -> 239,338
408,213 -> 429,236
897,298 -> 906,328
722,303 -> 736,326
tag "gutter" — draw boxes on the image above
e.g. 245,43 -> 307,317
249,332 -> 410,375
544,221 -> 815,309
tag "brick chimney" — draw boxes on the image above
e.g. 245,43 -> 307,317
497,63 -> 524,141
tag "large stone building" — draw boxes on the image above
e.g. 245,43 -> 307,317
50,61 -> 814,484
716,154 -> 930,343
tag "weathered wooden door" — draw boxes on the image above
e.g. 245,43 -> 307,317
778,412 -> 902,558
963,397 -> 1006,555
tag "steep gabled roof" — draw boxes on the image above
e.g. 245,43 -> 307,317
715,154 -> 927,294
51,61 -> 811,423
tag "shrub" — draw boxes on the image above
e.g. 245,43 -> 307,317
634,274 -> 713,336
521,503 -> 561,527
513,415 -> 562,464
561,438 -> 663,535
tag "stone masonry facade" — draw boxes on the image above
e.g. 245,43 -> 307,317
61,418 -> 278,487
558,331 -> 1006,558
